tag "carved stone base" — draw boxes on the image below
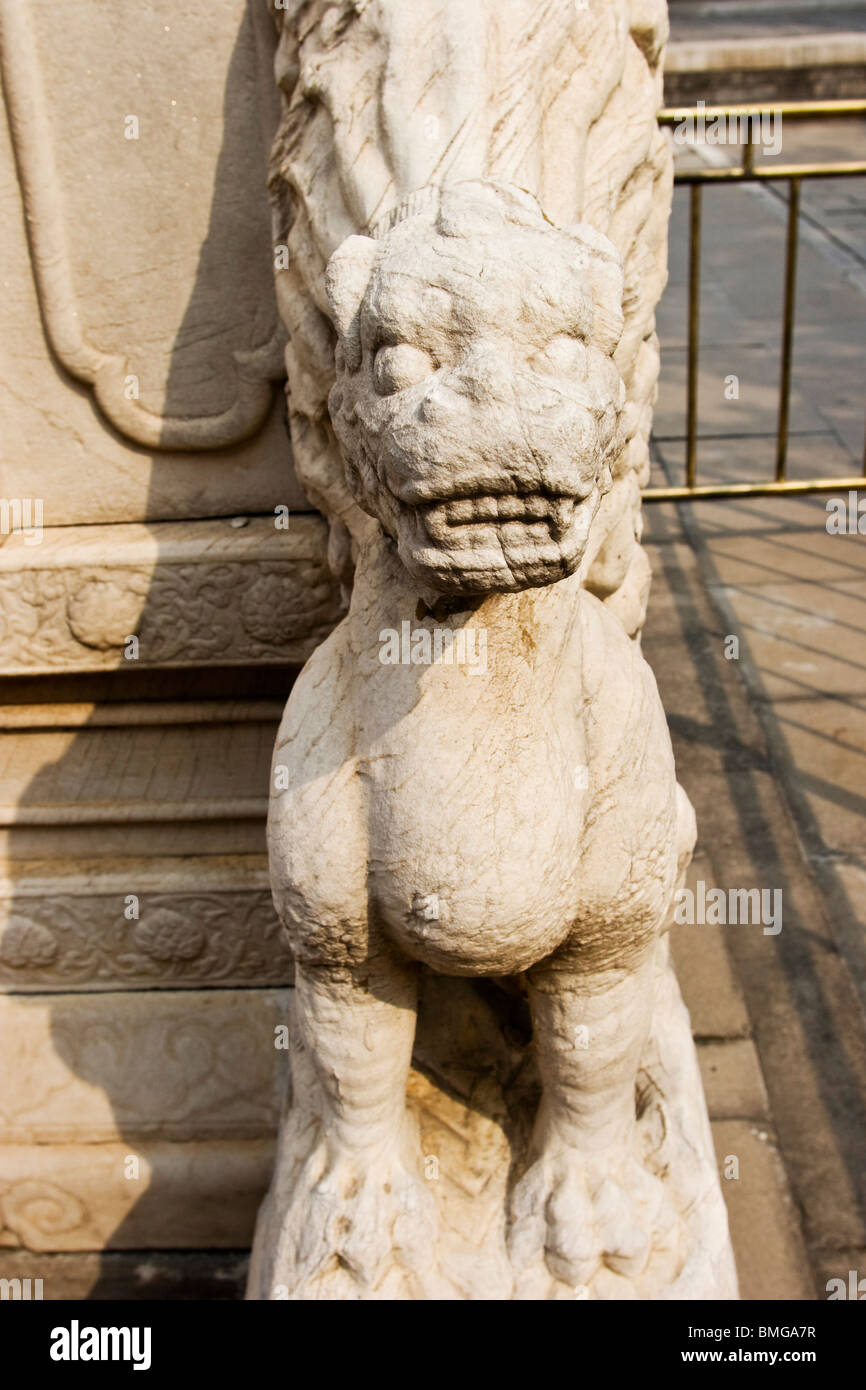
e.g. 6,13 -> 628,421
248,946 -> 738,1301
0,516 -> 340,676
0,1141 -> 273,1252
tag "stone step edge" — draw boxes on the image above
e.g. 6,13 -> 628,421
667,33 -> 866,73
0,1139 -> 274,1254
0,854 -> 271,896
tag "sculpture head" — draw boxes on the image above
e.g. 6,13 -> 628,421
325,181 -> 626,595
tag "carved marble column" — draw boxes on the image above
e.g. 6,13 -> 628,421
249,0 -> 738,1300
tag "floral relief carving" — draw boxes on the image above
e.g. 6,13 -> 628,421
0,553 -> 344,674
132,909 -> 207,964
0,892 -> 294,991
0,918 -> 59,970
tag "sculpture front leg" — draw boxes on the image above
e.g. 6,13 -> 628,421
510,950 -> 682,1299
248,946 -> 439,1300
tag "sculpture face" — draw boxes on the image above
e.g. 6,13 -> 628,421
326,186 -> 626,594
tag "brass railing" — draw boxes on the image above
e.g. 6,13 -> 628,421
646,100 -> 866,502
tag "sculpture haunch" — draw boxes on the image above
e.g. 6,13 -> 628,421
249,0 -> 738,1300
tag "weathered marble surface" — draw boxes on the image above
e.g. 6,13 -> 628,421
0,1 -> 333,1268
0,989 -> 289,1144
267,0 -> 672,631
250,0 -> 737,1299
0,0 -> 305,524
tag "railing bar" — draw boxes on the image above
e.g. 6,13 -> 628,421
659,100 -> 866,124
687,185 -> 702,490
776,177 -> 801,483
644,477 -> 866,502
657,102 -> 864,504
673,163 -> 866,185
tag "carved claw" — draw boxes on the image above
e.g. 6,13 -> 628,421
509,1141 -> 676,1294
269,1136 -> 440,1298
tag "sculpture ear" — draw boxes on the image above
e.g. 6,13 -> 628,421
325,235 -> 379,372
566,224 -> 625,356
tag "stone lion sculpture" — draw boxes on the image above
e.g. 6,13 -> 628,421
248,0 -> 737,1300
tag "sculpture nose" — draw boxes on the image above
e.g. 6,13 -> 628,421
418,346 -> 511,421
451,344 -> 512,404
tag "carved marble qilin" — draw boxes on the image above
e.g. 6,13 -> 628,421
249,0 -> 738,1301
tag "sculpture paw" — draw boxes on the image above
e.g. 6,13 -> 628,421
508,1138 -> 677,1293
273,1131 -> 439,1297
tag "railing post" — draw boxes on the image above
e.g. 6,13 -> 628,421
776,177 -> 801,481
687,184 -> 702,489
743,135 -> 756,177
651,104 -> 865,504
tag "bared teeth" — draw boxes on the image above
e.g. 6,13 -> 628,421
443,498 -> 482,524
549,497 -> 576,538
423,505 -> 457,543
423,494 -> 576,532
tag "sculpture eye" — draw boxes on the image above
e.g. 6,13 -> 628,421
373,343 -> 435,395
534,335 -> 586,375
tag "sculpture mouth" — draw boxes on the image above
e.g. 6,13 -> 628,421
388,484 -> 601,595
420,493 -> 578,542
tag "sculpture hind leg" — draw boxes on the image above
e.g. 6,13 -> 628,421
507,784 -> 732,1300
247,945 -> 441,1299
508,950 -> 683,1298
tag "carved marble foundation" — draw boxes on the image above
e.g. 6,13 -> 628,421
249,0 -> 738,1300
0,0 -> 316,1280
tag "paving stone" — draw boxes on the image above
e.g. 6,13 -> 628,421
708,580 -> 866,701
647,498 -> 866,1279
711,1120 -> 816,1302
699,523 -> 866,588
670,852 -> 752,1041
0,1249 -> 249,1301
698,1039 -> 770,1120
763,694 -> 866,852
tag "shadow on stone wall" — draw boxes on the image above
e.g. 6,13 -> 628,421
4,4 -> 298,1301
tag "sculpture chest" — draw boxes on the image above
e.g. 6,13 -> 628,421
272,581 -> 677,979
356,615 -> 611,976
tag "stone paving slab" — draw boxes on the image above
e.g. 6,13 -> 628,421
710,1121 -> 815,1301
700,1040 -> 771,1119
670,852 -> 753,1040
684,515 -> 866,585
644,506 -> 866,1292
707,579 -> 866,700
